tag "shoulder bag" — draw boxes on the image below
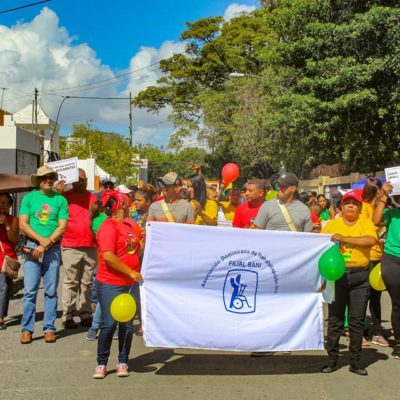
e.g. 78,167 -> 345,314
160,200 -> 175,223
276,200 -> 297,232
0,240 -> 21,280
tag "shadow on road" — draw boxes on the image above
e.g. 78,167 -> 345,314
128,347 -> 388,376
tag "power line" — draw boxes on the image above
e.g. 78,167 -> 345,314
0,0 -> 51,15
41,61 -> 163,93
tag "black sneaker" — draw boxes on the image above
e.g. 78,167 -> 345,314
391,346 -> 400,359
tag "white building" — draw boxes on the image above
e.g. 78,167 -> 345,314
13,103 -> 59,163
0,109 -> 41,174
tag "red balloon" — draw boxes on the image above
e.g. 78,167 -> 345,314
221,163 -> 240,184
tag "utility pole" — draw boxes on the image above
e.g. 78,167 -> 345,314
0,88 -> 6,109
34,88 -> 38,136
129,91 -> 133,147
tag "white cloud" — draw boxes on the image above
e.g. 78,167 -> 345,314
223,3 -> 256,21
0,3 -> 256,146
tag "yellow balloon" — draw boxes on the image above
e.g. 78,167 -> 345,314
369,263 -> 386,291
110,293 -> 137,322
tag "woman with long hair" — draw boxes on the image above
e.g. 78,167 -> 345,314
361,178 -> 388,346
317,194 -> 332,222
93,190 -> 144,379
0,193 -> 19,330
188,176 -> 217,226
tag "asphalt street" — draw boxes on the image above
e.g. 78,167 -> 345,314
0,278 -> 398,400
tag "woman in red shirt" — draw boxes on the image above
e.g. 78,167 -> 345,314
0,193 -> 19,330
93,190 -> 144,379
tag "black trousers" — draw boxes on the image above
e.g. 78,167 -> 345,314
381,253 -> 400,345
369,260 -> 383,336
327,267 -> 370,368
0,273 -> 12,318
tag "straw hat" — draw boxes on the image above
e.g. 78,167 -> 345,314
31,166 -> 58,187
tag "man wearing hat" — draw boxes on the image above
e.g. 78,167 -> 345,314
19,166 -> 69,344
254,172 -> 313,232
147,172 -> 194,224
321,190 -> 377,376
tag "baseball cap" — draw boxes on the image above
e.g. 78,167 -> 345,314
116,184 -> 132,194
342,190 -> 362,204
157,172 -> 182,186
277,172 -> 299,187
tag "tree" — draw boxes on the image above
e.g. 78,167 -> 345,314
63,124 -> 137,182
134,1 -> 400,178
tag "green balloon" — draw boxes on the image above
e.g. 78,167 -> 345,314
318,245 -> 346,281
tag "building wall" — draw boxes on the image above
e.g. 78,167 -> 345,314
0,149 -> 17,173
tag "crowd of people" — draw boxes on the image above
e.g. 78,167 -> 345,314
0,164 -> 399,379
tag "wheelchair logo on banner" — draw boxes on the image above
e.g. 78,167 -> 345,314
223,269 -> 258,314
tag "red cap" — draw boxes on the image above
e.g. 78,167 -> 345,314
342,190 -> 362,204
101,190 -> 129,213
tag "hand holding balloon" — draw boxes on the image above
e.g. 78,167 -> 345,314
110,293 -> 137,322
318,245 -> 346,281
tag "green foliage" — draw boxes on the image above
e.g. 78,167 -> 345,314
138,144 -> 208,184
134,1 -> 400,178
64,124 -> 137,182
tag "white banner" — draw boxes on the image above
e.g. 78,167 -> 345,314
141,222 -> 332,352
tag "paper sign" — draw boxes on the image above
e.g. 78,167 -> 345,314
385,166 -> 400,195
46,157 -> 79,184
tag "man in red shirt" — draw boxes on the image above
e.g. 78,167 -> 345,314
232,179 -> 265,228
60,169 -> 98,328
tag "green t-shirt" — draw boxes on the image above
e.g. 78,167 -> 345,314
19,190 -> 69,238
383,208 -> 400,257
92,212 -> 108,233
320,209 -> 330,221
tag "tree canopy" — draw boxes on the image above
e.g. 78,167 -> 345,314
61,124 -> 208,184
134,0 -> 400,178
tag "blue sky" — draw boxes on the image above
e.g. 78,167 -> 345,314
0,0 -> 259,145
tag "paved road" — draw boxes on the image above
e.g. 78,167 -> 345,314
0,281 -> 398,400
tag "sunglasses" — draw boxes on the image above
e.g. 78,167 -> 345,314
39,175 -> 56,181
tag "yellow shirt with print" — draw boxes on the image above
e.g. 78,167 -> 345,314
322,217 -> 377,268
218,201 -> 237,222
195,199 -> 218,225
360,201 -> 382,261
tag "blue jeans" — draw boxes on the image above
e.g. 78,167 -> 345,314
89,301 -> 102,333
96,280 -> 134,365
21,245 -> 61,333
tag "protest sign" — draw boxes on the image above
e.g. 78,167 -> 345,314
385,166 -> 400,195
141,222 -> 332,352
46,157 -> 79,184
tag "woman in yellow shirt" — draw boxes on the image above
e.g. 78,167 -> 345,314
187,178 -> 218,226
321,190 -> 377,376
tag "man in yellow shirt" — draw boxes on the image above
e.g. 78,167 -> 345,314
321,190 -> 377,376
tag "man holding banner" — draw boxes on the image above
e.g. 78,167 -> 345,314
147,172 -> 194,224
251,172 -> 312,357
254,173 -> 312,233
